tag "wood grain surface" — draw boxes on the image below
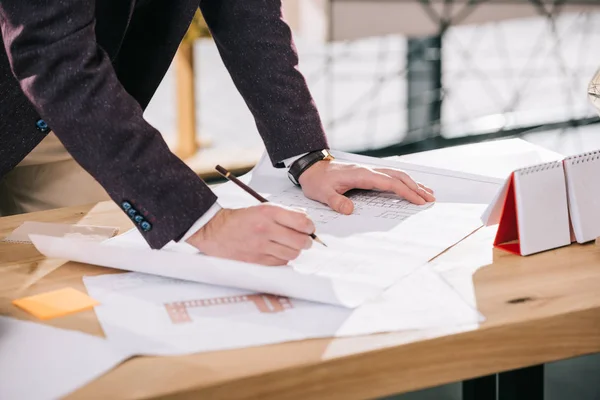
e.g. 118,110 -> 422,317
1,201 -> 599,399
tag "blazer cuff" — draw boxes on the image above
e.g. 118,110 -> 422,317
281,153 -> 308,168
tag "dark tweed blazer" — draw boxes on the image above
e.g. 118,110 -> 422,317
0,0 -> 328,249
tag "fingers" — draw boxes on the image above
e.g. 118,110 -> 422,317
326,190 -> 354,215
265,242 -> 302,262
418,182 -> 434,195
189,205 -> 314,267
253,205 -> 314,265
375,168 -> 419,193
240,253 -> 288,267
260,256 -> 289,267
354,169 -> 426,205
417,183 -> 435,201
270,223 -> 313,250
266,204 -> 315,234
376,168 -> 435,200
373,168 -> 436,203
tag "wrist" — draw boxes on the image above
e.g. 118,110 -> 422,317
186,208 -> 230,250
287,149 -> 334,186
179,202 -> 222,243
298,159 -> 331,187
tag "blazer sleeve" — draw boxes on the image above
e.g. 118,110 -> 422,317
199,0 -> 329,165
0,2 -> 217,249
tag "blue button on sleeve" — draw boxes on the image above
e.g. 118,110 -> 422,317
122,201 -> 132,211
140,221 -> 152,232
127,208 -> 137,218
134,215 -> 144,224
36,119 -> 49,133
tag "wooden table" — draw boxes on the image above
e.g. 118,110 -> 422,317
1,146 -> 600,399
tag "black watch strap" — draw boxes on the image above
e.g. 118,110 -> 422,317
287,150 -> 334,185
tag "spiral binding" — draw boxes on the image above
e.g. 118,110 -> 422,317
516,160 -> 562,176
564,150 -> 600,166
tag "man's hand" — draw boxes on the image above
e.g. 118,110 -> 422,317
186,204 -> 315,266
299,160 -> 435,214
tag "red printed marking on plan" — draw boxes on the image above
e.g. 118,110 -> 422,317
165,294 -> 293,324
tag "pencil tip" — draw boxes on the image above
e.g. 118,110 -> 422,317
314,237 -> 327,247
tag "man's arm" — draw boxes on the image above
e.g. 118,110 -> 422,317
199,0 -> 329,165
0,2 -> 216,249
197,0 -> 434,216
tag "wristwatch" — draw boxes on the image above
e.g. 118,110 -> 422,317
287,149 -> 335,186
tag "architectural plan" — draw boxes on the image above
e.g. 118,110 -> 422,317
83,267 -> 482,356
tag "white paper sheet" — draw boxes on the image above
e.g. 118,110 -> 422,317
30,234 -> 381,308
286,200 -> 485,286
427,226 -> 498,308
394,138 -> 563,180
231,151 -> 502,207
99,198 -> 484,290
335,266 -> 484,336
239,155 -> 488,285
481,175 -> 512,226
210,153 -> 487,286
329,150 -> 505,205
31,151 -> 486,307
0,316 -> 132,400
83,268 -> 482,356
2,221 -> 118,244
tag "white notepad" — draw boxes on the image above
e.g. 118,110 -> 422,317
563,151 -> 600,243
482,160 -> 571,256
513,162 -> 571,256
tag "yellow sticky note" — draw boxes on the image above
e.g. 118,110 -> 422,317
12,288 -> 99,320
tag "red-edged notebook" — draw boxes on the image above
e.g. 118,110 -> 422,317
481,160 -> 571,256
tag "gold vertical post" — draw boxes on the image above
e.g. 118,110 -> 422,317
175,42 -> 198,159
174,9 -> 212,160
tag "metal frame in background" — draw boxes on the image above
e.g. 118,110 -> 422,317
326,0 -> 600,158
463,364 -> 544,400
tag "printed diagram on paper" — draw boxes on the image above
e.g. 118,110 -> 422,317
84,272 -> 353,356
346,190 -> 432,220
265,186 -> 480,287
83,269 -> 482,356
165,294 -> 294,323
268,188 -> 432,225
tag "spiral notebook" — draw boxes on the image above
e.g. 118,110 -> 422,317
563,151 -> 600,243
481,160 -> 571,256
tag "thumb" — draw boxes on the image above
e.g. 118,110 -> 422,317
326,191 -> 354,215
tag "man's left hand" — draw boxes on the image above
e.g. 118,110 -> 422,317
298,160 -> 435,215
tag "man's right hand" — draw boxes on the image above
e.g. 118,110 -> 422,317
186,204 -> 315,266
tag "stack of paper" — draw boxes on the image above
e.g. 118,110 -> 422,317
25,151 -> 490,363
82,267 -> 482,356
31,151 -> 488,308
